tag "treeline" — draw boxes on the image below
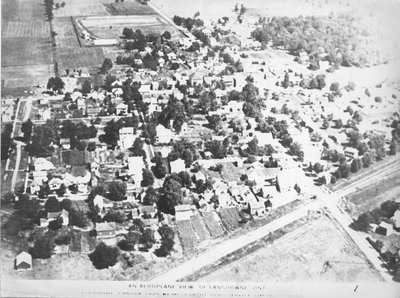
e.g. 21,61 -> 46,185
252,14 -> 380,68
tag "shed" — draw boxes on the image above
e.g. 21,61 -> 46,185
14,252 -> 32,270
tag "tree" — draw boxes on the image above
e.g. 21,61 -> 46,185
45,196 -> 61,213
60,198 -> 71,211
140,228 -> 156,250
118,231 -> 140,251
282,72 -> 290,88
288,142 -> 304,161
107,181 -> 126,201
330,82 -> 339,92
89,243 -> 120,269
389,139 -> 397,155
81,79 -> 92,95
162,31 -> 171,40
54,234 -> 72,246
158,177 -> 183,214
100,58 -> 113,74
206,114 -> 222,131
48,217 -> 63,230
153,156 -> 169,179
103,210 -> 126,223
21,119 -> 33,142
155,224 -> 175,257
350,158 -> 361,173
69,208 -> 90,228
56,184 -> 67,197
313,162 -> 324,173
29,233 -> 53,259
141,168 -> 155,187
350,213 -> 373,232
47,77 -> 65,92
339,162 -> 350,178
362,151 -> 373,168
205,140 -> 228,159
142,187 -> 159,205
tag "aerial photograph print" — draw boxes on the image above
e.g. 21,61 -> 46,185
1,0 -> 400,297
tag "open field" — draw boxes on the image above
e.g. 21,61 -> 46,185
197,213 -> 382,282
53,17 -> 81,48
78,15 -> 182,40
1,64 -> 53,89
347,172 -> 400,218
2,38 -> 52,67
52,0 -> 110,18
105,1 -> 156,16
56,47 -> 105,74
1,0 -> 53,89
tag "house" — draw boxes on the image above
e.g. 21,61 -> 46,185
59,138 -> 71,150
139,205 -> 157,218
170,158 -> 186,173
174,204 -> 192,221
96,222 -> 117,243
1,104 -> 14,122
248,200 -> 266,217
34,158 -> 55,171
116,102 -> 128,116
375,220 -> 394,236
47,210 -> 69,226
14,252 -> 32,271
189,72 -> 205,86
391,209 -> 400,229
128,156 -> 145,186
344,147 -> 359,160
93,195 -> 114,212
298,51 -> 309,64
119,127 -> 136,150
155,124 -> 175,144
193,171 -> 206,182
112,88 -> 123,98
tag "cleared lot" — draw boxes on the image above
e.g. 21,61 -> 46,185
198,214 -> 381,282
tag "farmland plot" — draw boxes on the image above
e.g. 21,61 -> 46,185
202,211 -> 225,238
1,64 -> 53,89
1,38 -> 53,67
176,220 -> 198,254
191,215 -> 211,242
56,47 -> 105,73
53,17 -> 80,48
53,2 -> 109,18
219,207 -> 241,232
2,21 -> 50,39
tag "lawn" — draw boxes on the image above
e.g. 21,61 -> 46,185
197,213 -> 382,282
202,211 -> 225,238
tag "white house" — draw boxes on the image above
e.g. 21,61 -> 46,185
119,127 -> 136,150
14,252 -> 32,271
116,103 -> 128,116
128,156 -> 145,186
174,204 -> 192,221
170,158 -> 185,173
391,209 -> 400,229
155,124 -> 175,144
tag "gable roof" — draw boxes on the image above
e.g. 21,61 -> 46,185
96,222 -> 116,232
15,251 -> 32,266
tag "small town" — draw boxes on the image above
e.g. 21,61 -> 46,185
1,0 -> 400,293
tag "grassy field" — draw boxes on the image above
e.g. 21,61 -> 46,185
53,17 -> 81,48
105,1 -> 156,15
56,47 -> 105,74
197,213 -> 382,282
1,0 -> 53,90
346,172 -> 400,218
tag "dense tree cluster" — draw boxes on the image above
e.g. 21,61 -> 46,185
1,123 -> 13,160
100,116 -> 139,148
251,14 -> 379,68
25,120 -> 59,157
167,139 -> 199,167
47,77 -> 65,93
89,242 -> 119,269
60,120 -> 97,150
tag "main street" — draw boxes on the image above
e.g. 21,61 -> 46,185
10,98 -> 33,192
151,158 -> 400,282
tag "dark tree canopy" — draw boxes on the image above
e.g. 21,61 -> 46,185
89,242 -> 120,269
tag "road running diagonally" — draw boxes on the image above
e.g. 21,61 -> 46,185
151,159 -> 400,282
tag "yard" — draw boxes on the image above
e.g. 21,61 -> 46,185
197,213 -> 382,282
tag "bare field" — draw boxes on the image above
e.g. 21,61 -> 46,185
1,64 -> 53,88
56,47 -> 105,73
1,0 -> 48,22
53,3 -> 109,18
198,214 -> 381,282
2,21 -> 50,39
53,17 -> 80,48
